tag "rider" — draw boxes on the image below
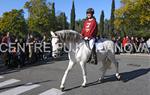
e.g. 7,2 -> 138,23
81,8 -> 98,65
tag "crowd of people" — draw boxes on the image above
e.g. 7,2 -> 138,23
113,36 -> 150,54
0,32 -> 149,69
0,32 -> 52,69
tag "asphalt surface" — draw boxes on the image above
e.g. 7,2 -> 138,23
0,54 -> 149,95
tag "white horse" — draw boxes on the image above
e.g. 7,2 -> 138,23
50,30 -> 120,91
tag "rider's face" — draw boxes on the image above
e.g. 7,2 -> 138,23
87,13 -> 92,19
7,32 -> 9,37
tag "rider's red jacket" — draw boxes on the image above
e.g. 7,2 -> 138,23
81,18 -> 97,39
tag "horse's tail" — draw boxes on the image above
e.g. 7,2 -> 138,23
104,40 -> 115,54
105,56 -> 112,69
102,40 -> 115,70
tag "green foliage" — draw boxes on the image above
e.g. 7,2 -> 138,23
110,0 -> 115,37
133,30 -> 150,39
0,9 -> 27,37
24,0 -> 55,35
62,13 -> 68,29
50,2 -> 56,31
24,0 -> 69,35
115,0 -> 150,37
70,0 -> 76,30
99,10 -> 105,37
1,0 -> 149,39
56,12 -> 68,30
75,19 -> 84,32
104,19 -> 111,38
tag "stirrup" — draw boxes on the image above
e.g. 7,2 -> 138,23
90,58 -> 97,65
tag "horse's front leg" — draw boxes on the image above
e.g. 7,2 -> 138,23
99,65 -> 107,82
60,60 -> 75,91
80,62 -> 87,87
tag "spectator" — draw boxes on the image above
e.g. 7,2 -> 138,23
139,37 -> 146,53
1,32 -> 11,67
135,37 -> 140,46
122,36 -> 129,53
116,36 -> 121,54
112,37 -> 116,43
130,36 -> 135,53
146,38 -> 150,54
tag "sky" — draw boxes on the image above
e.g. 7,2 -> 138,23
0,0 -> 121,22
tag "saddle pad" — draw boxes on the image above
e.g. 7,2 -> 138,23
96,42 -> 104,51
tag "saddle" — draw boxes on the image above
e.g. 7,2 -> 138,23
84,38 -> 105,51
84,40 -> 97,65
84,38 -> 106,65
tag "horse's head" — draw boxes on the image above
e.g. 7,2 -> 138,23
51,31 -> 63,58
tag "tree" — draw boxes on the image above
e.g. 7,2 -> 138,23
62,12 -> 67,29
110,0 -> 115,37
70,0 -> 76,30
75,19 -> 84,32
115,0 -> 150,38
99,10 -> 104,37
24,0 -> 52,35
0,9 -> 27,37
104,19 -> 110,38
50,2 -> 56,31
56,12 -> 68,30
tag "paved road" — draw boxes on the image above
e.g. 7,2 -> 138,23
0,55 -> 149,95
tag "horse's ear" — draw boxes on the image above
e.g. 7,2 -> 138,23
50,31 -> 57,37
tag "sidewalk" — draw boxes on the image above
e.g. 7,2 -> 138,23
119,53 -> 150,56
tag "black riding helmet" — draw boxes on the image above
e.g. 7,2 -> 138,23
86,8 -> 94,14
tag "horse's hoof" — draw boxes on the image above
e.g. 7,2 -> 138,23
98,78 -> 103,81
98,78 -> 104,83
116,75 -> 121,81
81,85 -> 86,88
116,73 -> 121,80
81,84 -> 86,88
60,87 -> 65,92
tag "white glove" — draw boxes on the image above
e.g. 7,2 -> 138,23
84,37 -> 89,40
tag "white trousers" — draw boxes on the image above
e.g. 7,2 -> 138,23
89,38 -> 95,49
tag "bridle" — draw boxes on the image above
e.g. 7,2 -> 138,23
51,36 -> 63,54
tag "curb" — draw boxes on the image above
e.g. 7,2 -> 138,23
118,53 -> 150,57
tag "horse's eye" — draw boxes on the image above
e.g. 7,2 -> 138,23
58,44 -> 62,47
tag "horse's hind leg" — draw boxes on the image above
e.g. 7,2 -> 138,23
114,61 -> 121,80
109,54 -> 121,80
60,60 -> 75,90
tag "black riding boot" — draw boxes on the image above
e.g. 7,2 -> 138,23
90,45 -> 97,65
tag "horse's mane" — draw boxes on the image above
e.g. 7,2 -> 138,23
55,30 -> 82,43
